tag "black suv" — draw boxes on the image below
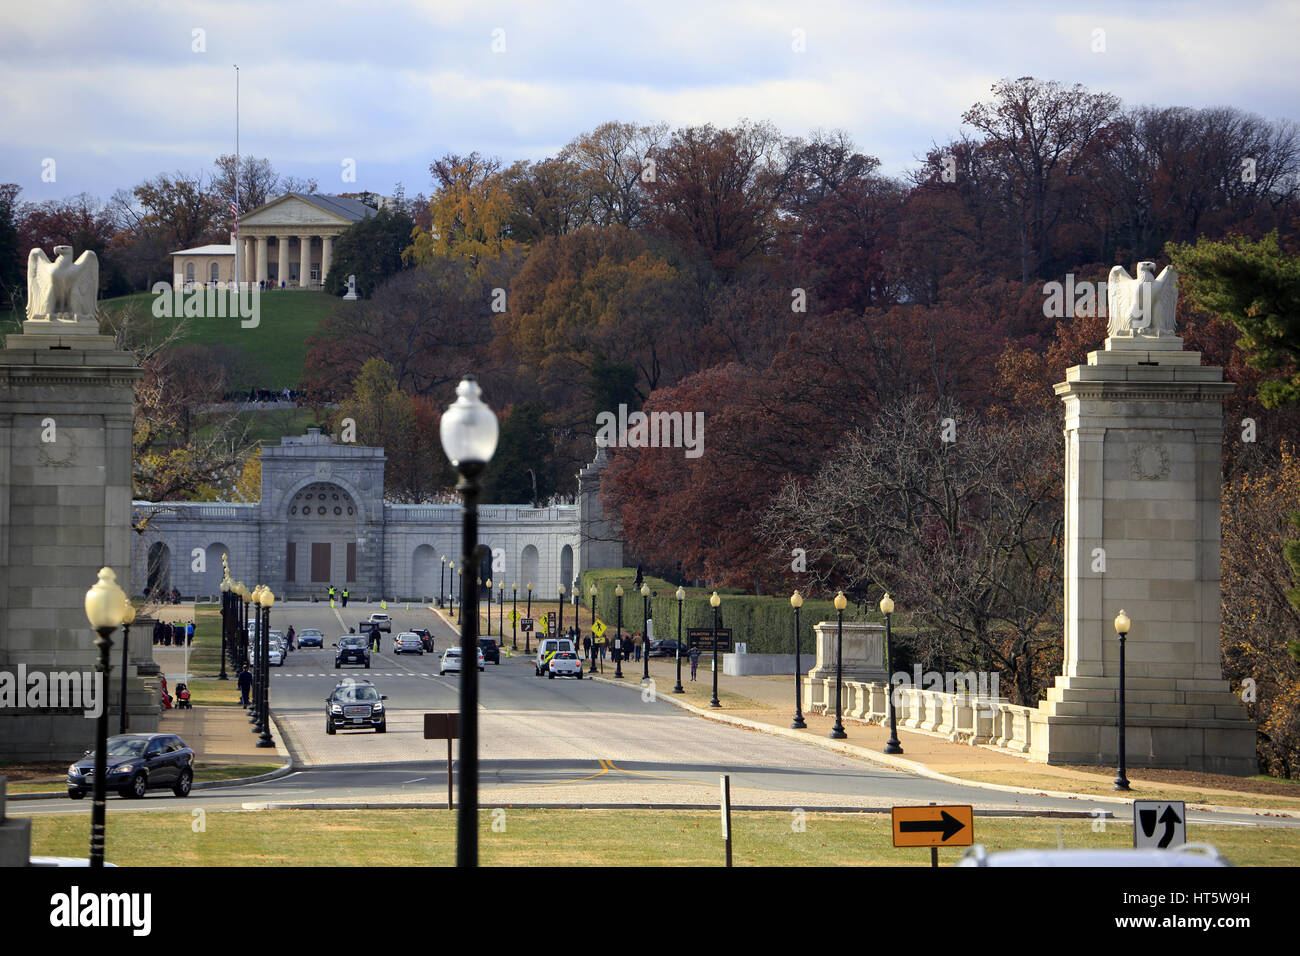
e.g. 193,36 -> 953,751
334,635 -> 371,668
67,733 -> 195,799
478,638 -> 501,664
412,628 -> 435,652
325,680 -> 387,734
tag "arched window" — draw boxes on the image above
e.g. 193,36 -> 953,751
185,262 -> 195,283
210,262 -> 219,283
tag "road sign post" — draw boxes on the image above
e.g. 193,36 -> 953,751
1133,800 -> 1186,849
892,805 -> 973,866
424,712 -> 461,810
720,774 -> 732,868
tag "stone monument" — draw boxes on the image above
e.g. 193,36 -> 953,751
0,246 -> 157,761
1031,262 -> 1256,773
343,274 -> 358,300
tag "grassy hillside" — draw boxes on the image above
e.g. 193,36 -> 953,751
4,289 -> 338,389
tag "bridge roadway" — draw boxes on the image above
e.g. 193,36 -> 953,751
18,602 -> 1299,829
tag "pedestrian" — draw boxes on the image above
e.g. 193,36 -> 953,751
342,588 -> 349,607
634,632 -> 642,662
286,625 -> 296,651
238,664 -> 252,706
328,584 -> 336,604
599,640 -> 606,662
370,622 -> 381,652
689,644 -> 701,681
186,620 -> 195,646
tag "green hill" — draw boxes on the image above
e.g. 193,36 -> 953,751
4,289 -> 338,389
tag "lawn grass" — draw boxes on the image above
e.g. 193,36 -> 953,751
93,290 -> 337,388
19,809 -> 1299,866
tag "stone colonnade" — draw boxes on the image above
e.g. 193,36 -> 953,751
241,233 -> 336,289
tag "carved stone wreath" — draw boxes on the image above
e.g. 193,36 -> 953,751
1129,442 -> 1170,481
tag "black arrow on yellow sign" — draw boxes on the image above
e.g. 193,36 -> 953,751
899,810 -> 966,842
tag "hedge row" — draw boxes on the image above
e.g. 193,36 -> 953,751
577,568 -> 868,654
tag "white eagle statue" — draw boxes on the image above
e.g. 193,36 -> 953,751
27,245 -> 99,323
1107,261 -> 1177,338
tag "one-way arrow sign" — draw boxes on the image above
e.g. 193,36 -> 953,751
892,805 -> 974,848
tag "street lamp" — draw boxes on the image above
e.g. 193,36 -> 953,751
526,582 -> 533,619
118,600 -> 136,735
614,585 -> 624,679
251,586 -> 267,734
85,567 -> 127,868
709,591 -> 722,707
880,593 -> 902,754
486,579 -> 493,637
511,583 -> 518,650
829,591 -> 848,739
456,569 -> 463,626
1114,609 -> 1131,792
244,583 -> 258,723
558,584 -> 565,649
257,587 -> 276,748
219,574 -> 232,681
498,582 -> 505,641
440,373 -> 499,868
790,591 -> 806,729
641,583 -> 651,682
673,586 -> 685,694
589,584 -> 599,673
440,556 -> 447,608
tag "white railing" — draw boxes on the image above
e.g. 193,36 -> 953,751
805,677 -> 1037,751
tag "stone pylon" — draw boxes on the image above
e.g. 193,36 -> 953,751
1032,321 -> 1256,773
0,278 -> 156,760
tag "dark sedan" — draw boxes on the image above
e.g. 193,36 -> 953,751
67,733 -> 195,799
298,628 -> 325,648
648,639 -> 688,658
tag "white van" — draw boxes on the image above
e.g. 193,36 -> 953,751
533,637 -> 575,676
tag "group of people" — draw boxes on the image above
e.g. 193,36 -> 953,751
579,631 -> 704,679
152,619 -> 195,646
327,585 -> 350,606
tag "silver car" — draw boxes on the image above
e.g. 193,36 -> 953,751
393,632 -> 424,655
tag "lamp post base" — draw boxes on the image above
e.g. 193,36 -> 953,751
1113,777 -> 1130,791
829,725 -> 847,740
884,740 -> 903,754
791,715 -> 806,729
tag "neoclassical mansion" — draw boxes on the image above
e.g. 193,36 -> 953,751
131,429 -> 624,601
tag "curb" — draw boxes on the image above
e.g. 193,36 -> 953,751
8,714 -> 295,801
588,674 -> 1299,820
235,801 -> 1114,816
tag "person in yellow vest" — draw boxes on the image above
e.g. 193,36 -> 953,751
328,585 -> 336,603
342,588 -> 349,607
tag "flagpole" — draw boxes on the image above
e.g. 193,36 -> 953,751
234,63 -> 240,288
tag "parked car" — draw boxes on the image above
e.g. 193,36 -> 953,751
547,651 -> 583,680
440,646 -> 484,675
367,612 -> 392,633
647,639 -> 687,658
394,632 -> 424,655
67,733 -> 195,799
334,635 -> 371,669
324,680 -> 387,734
478,638 -> 501,664
298,628 -> 325,648
533,637 -> 575,676
411,628 -> 435,652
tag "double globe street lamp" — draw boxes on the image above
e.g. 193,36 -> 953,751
440,374 -> 499,868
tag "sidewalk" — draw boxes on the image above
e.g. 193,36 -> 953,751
157,704 -> 288,767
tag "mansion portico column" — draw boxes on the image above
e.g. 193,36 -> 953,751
243,237 -> 256,285
255,236 -> 268,284
298,236 -> 312,289
321,235 -> 334,285
277,236 -> 289,289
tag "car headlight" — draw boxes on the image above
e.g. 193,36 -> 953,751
372,703 -> 384,712
331,704 -> 342,714
113,763 -> 137,774
68,763 -> 81,775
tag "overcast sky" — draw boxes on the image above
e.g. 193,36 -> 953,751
2,0 -> 1297,205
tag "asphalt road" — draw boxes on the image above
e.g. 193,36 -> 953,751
15,601 -> 1300,830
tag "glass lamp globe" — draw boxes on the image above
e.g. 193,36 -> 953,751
439,375 -> 498,468
675,587 -> 685,601
834,591 -> 847,611
709,591 -> 720,608
790,590 -> 803,609
85,567 -> 127,629
880,592 -> 895,615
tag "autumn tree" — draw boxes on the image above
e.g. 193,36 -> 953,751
407,153 -> 519,268
561,121 -> 667,228
212,154 -> 317,212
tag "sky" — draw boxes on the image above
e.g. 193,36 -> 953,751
2,0 -> 1297,205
